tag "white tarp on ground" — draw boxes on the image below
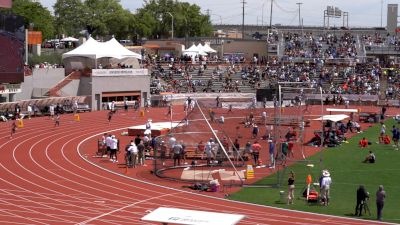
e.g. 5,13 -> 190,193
312,114 -> 349,122
62,37 -> 142,60
142,207 -> 245,225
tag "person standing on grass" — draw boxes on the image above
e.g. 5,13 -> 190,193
391,125 -> 399,150
287,171 -> 295,205
268,139 -> 275,168
376,185 -> 386,221
355,185 -> 369,216
320,170 -> 332,206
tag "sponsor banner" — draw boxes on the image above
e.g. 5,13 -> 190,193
0,84 -> 21,94
282,93 -> 379,102
92,69 -> 148,76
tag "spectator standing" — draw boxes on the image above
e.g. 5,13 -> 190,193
172,142 -> 183,166
320,170 -> 332,206
287,171 -> 295,204
137,140 -> 145,165
376,185 -> 386,221
251,141 -> 261,166
268,139 -> 275,168
391,125 -> 399,150
355,185 -> 369,216
110,135 -> 118,163
27,104 -> 32,119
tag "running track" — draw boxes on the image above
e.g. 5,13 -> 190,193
0,109 -> 391,225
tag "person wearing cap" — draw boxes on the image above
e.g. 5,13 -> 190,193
320,170 -> 332,206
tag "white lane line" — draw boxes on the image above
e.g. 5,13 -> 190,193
77,192 -> 179,224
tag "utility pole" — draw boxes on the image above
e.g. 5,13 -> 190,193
206,9 -> 211,16
296,2 -> 302,27
262,2 -> 265,29
380,0 -> 383,27
241,0 -> 246,39
269,0 -> 273,28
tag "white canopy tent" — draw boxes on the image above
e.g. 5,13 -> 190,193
182,44 -> 207,56
61,37 -> 79,42
312,114 -> 349,122
202,43 -> 217,53
62,37 -> 142,70
62,37 -> 142,60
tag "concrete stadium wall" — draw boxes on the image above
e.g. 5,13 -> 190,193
16,68 -> 65,101
77,76 -> 92,96
60,80 -> 80,97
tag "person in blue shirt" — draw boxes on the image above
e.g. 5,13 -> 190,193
268,139 -> 275,168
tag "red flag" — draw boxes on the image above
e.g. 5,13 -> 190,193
0,0 -> 12,8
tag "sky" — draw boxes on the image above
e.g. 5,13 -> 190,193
38,0 -> 392,28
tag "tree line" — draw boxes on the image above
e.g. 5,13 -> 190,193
1,0 -> 213,41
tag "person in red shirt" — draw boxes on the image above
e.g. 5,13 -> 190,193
251,141 -> 262,166
359,137 -> 368,148
383,135 -> 391,145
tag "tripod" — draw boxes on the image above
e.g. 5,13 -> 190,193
362,199 -> 371,216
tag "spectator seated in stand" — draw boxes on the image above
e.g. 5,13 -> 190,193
363,151 -> 376,163
359,137 -> 369,148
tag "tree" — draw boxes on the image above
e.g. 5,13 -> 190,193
137,0 -> 213,39
82,0 -> 132,38
53,0 -> 86,37
3,0 -> 55,39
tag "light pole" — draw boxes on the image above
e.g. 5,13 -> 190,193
296,3 -> 302,28
166,12 -> 174,39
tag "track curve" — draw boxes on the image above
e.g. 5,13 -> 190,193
0,109 -> 391,225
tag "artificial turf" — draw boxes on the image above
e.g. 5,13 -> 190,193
229,119 -> 400,223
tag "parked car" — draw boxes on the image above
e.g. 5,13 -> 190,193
76,103 -> 91,112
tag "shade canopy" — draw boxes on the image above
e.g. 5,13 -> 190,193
203,43 -> 217,53
182,44 -> 207,56
61,37 -> 79,42
62,37 -> 142,60
312,114 -> 349,122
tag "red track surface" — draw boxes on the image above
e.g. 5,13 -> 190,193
0,107 -> 393,225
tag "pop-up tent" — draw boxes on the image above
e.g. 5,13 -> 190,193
182,44 -> 207,56
202,43 -> 217,53
62,37 -> 142,71
61,37 -> 79,42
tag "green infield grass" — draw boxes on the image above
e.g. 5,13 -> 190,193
229,119 -> 400,223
